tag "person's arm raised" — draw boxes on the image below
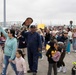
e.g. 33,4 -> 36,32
0,26 -> 8,38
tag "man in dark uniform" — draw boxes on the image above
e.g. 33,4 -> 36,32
22,25 -> 42,75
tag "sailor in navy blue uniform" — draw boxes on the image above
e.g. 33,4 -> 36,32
22,25 -> 42,75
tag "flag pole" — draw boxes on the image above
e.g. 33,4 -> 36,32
4,0 -> 6,27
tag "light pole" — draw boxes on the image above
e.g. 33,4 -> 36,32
4,0 -> 6,27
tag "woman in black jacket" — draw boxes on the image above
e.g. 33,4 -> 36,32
44,29 -> 51,46
57,31 -> 68,73
17,27 -> 27,56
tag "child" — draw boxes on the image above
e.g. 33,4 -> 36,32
72,62 -> 76,75
46,40 -> 58,75
12,50 -> 26,75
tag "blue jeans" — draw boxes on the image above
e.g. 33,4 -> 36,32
2,55 -> 18,75
72,38 -> 76,50
66,40 -> 71,52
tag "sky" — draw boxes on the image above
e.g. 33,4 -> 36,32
0,0 -> 76,25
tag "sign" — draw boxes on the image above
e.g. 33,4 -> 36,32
37,24 -> 45,29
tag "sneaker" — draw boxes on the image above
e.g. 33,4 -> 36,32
27,70 -> 32,73
57,68 -> 59,72
68,52 -> 70,54
62,67 -> 66,73
57,67 -> 62,72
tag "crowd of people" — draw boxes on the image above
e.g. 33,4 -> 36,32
0,17 -> 76,75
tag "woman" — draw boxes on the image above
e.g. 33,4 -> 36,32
44,29 -> 51,47
0,26 -> 18,75
17,27 -> 27,56
72,29 -> 76,52
57,31 -> 68,73
57,42 -> 66,73
66,28 -> 72,54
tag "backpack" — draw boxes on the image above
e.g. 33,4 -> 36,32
52,51 -> 61,62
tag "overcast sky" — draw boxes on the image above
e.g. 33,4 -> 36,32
0,0 -> 76,25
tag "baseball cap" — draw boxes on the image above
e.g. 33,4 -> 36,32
30,25 -> 36,28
